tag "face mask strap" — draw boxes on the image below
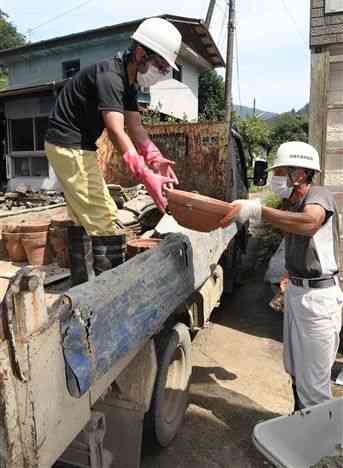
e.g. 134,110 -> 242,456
287,167 -> 298,186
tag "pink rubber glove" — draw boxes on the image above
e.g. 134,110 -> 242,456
123,150 -> 174,212
138,140 -> 179,186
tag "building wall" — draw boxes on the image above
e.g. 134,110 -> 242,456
6,33 -> 202,122
2,29 -> 212,189
8,33 -> 131,87
311,0 -> 343,47
150,60 -> 199,121
325,48 -> 343,186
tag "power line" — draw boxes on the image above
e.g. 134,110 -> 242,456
218,2 -> 229,52
279,0 -> 307,47
26,0 -> 94,38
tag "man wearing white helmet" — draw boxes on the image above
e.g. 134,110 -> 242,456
44,17 -> 182,285
222,141 -> 343,411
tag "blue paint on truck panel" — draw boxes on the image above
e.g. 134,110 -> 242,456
61,234 -> 195,398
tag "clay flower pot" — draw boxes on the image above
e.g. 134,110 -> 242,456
3,220 -> 50,233
2,232 -> 27,263
165,189 -> 240,233
127,238 -> 161,258
21,231 -> 52,266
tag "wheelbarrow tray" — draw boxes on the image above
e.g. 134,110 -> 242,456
253,398 -> 343,468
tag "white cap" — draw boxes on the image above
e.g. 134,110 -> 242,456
132,18 -> 182,70
270,141 -> 321,172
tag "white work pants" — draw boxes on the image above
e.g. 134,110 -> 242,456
283,281 -> 343,408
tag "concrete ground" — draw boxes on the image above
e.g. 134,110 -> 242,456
142,222 -> 343,468
142,253 -> 287,467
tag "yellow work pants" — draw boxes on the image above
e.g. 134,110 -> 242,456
45,142 -> 118,236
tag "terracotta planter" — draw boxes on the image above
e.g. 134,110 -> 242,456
3,220 -> 50,233
50,215 -> 74,229
2,232 -> 27,263
21,231 -> 52,266
127,238 -> 161,258
165,189 -> 240,233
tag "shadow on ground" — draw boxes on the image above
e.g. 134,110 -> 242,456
142,377 -> 278,468
214,277 -> 284,344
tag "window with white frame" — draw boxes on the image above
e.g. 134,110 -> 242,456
325,0 -> 343,14
9,116 -> 49,177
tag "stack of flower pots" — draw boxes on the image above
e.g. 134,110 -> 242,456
2,220 -> 52,265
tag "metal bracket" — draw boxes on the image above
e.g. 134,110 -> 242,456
58,412 -> 112,468
2,267 -> 46,382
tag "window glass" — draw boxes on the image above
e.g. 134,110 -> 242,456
31,157 -> 49,177
325,0 -> 343,13
11,119 -> 34,151
35,117 -> 49,150
14,158 -> 30,176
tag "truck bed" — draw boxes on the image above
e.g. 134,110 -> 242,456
0,205 -> 238,468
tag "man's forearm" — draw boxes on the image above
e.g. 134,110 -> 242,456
107,128 -> 136,154
262,206 -> 320,236
127,124 -> 150,147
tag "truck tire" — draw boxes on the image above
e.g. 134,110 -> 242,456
143,322 -> 192,449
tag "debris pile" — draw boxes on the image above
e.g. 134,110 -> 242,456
0,189 -> 64,211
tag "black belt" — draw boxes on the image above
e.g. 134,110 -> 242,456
289,276 -> 337,289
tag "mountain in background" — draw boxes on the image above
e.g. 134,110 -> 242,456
234,105 -> 278,120
297,103 -> 309,115
234,103 -> 309,121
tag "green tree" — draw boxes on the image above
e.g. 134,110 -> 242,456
236,116 -> 271,157
270,112 -> 308,149
198,70 -> 225,121
0,10 -> 26,89
0,9 -> 25,50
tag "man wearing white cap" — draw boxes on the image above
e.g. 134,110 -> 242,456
44,18 -> 182,284
222,141 -> 343,410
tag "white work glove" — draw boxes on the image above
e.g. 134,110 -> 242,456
219,199 -> 262,228
234,199 -> 262,224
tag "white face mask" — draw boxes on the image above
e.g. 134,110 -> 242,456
137,64 -> 164,88
270,176 -> 293,199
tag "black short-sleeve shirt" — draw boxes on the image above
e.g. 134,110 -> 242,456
45,56 -> 138,150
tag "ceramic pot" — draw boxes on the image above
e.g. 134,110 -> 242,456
21,231 -> 52,266
2,232 -> 27,263
127,238 -> 161,258
165,189 -> 240,233
3,220 -> 50,233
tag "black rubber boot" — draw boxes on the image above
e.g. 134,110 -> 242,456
67,225 -> 95,286
92,234 -> 127,276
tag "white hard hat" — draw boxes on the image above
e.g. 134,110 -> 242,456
270,141 -> 321,172
132,18 -> 182,70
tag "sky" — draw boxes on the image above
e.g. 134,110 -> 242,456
1,0 -> 311,114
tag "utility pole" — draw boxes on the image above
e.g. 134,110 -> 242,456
206,0 -> 216,27
224,0 -> 235,126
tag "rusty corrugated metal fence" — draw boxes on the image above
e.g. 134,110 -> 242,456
97,122 -> 232,200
